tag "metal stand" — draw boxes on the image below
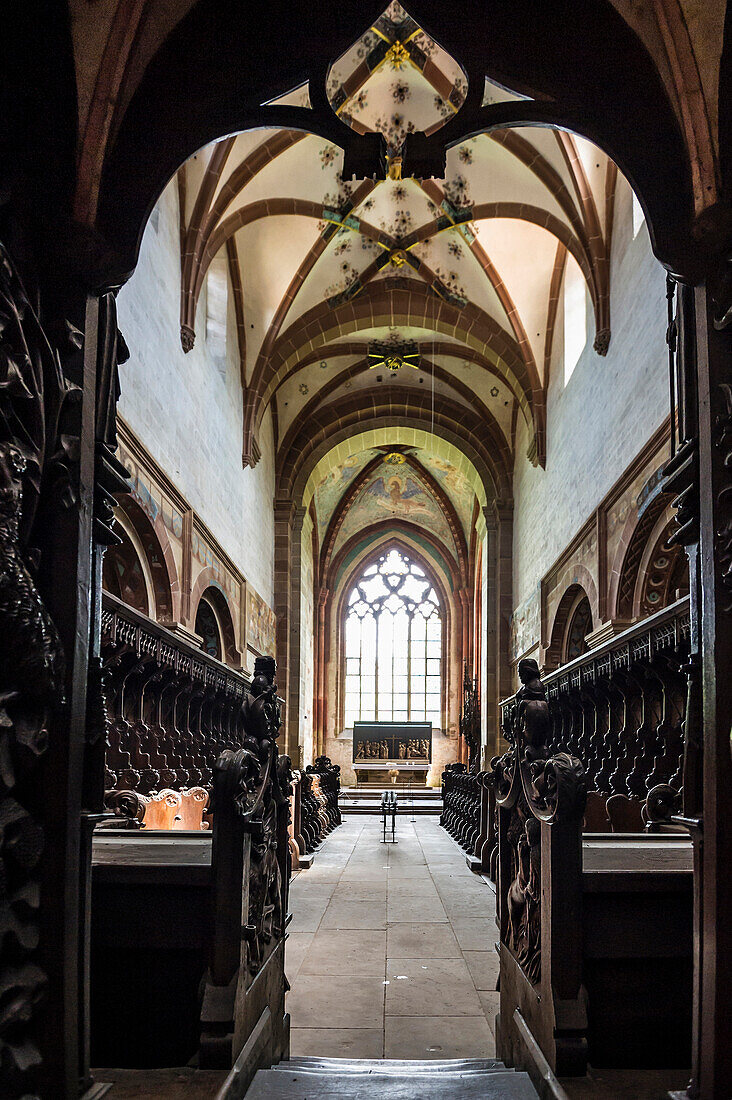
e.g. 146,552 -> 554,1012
381,790 -> 397,842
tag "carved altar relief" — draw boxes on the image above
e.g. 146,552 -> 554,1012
354,736 -> 430,760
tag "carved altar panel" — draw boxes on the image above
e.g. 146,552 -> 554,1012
352,721 -> 432,762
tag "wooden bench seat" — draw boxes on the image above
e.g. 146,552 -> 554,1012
498,822 -> 693,1080
578,834 -> 692,1069
91,833 -> 214,1067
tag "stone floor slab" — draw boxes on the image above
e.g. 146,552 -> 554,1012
385,957 -> 483,1016
386,896 -> 447,923
463,950 -> 500,990
383,1014 -> 496,1060
284,931 -> 315,981
451,918 -> 497,951
288,899 -> 333,933
290,1027 -> 384,1059
321,901 -> 387,930
386,922 -> 461,959
300,929 -> 387,976
287,974 -> 386,1029
386,879 -> 439,898
479,989 -> 501,1032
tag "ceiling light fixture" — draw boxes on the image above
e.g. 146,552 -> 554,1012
368,339 -> 420,373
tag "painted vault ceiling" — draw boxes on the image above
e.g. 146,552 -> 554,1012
173,0 -> 628,566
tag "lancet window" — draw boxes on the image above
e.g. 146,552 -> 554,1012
344,548 -> 442,728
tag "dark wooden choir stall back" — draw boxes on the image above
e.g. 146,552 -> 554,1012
442,601 -> 694,1089
90,647 -> 292,1096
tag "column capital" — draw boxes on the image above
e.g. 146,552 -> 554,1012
291,505 -> 306,534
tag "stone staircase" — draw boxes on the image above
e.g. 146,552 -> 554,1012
339,787 -> 443,815
242,1057 -> 539,1098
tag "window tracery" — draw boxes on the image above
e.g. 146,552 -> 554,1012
344,548 -> 442,727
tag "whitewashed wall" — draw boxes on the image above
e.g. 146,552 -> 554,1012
116,180 -> 275,606
512,179 -> 669,615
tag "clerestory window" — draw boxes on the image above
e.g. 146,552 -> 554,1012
343,548 -> 442,729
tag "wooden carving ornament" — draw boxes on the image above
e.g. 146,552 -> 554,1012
493,659 -> 586,987
0,242 -> 72,1095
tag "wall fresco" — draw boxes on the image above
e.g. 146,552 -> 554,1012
333,459 -> 457,560
510,586 -> 541,661
420,453 -> 477,539
314,448 -> 379,532
191,528 -> 240,604
118,441 -> 184,542
246,584 -> 277,657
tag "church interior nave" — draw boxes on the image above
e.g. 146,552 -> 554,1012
2,1 -> 732,1097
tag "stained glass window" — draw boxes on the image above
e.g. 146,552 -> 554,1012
344,548 -> 442,728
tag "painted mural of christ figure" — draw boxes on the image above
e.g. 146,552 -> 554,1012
367,475 -> 429,516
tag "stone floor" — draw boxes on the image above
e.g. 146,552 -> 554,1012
286,814 -> 500,1061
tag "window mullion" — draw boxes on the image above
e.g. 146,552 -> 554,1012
375,612 -> 379,719
359,616 -> 363,722
407,613 -> 412,721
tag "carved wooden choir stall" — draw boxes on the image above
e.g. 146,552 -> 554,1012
89,624 -> 338,1093
442,598 -> 693,1082
289,757 -> 342,866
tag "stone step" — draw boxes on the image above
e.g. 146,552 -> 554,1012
339,792 -> 442,800
339,789 -> 442,815
245,1066 -> 538,1098
340,804 -> 442,815
278,1057 -> 507,1074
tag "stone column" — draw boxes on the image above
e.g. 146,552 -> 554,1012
285,505 -> 306,767
483,499 -> 514,760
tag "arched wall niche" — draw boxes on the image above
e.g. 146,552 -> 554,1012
565,594 -> 594,663
106,498 -> 177,623
545,581 -> 595,670
194,592 -> 224,661
102,514 -> 154,616
190,576 -> 240,667
633,510 -> 690,618
610,492 -> 678,621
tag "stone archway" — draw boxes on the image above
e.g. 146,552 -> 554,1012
2,1 -> 731,1095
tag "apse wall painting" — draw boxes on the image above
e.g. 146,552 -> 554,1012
420,454 -> 476,539
333,460 -> 457,558
314,448 -> 380,531
246,585 -> 277,657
